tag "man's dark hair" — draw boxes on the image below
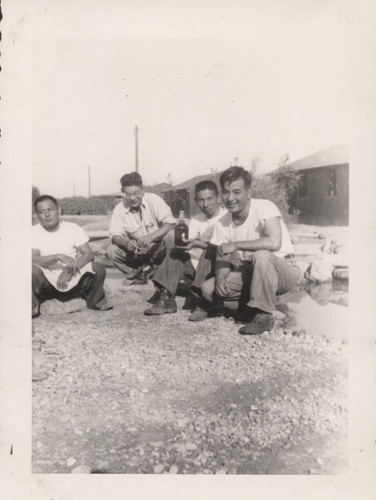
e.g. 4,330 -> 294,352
34,194 -> 59,212
120,172 -> 143,189
194,180 -> 218,197
219,166 -> 252,190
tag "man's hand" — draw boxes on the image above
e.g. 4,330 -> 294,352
214,278 -> 230,297
124,239 -> 140,253
218,242 -> 237,257
57,268 -> 74,290
57,254 -> 79,274
137,234 -> 155,248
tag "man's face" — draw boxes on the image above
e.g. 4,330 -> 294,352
195,188 -> 220,218
122,185 -> 144,209
221,178 -> 251,214
36,199 -> 60,231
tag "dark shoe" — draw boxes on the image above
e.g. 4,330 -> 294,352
91,303 -> 113,311
147,288 -> 163,304
133,265 -> 155,285
182,293 -> 200,311
144,297 -> 177,316
188,306 -> 209,322
239,312 -> 274,335
235,305 -> 257,324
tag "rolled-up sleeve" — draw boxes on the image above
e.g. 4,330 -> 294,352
151,194 -> 176,225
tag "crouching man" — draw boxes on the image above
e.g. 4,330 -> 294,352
144,180 -> 227,318
199,166 -> 300,335
106,172 -> 176,284
32,195 -> 112,318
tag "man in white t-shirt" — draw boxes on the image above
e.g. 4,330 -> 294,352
106,172 -> 176,284
144,180 -> 226,318
32,195 -> 112,317
198,166 -> 300,335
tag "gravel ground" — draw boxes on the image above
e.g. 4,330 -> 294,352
32,280 -> 348,474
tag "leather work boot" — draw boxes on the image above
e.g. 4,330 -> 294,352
147,288 -> 163,304
144,290 -> 177,316
239,311 -> 274,335
188,305 -> 209,322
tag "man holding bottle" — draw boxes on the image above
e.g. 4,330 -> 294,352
144,180 -> 226,319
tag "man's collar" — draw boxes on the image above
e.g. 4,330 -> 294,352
123,199 -> 146,213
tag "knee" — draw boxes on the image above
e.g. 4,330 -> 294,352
163,229 -> 175,250
252,250 -> 272,266
106,243 -> 122,260
201,278 -> 215,302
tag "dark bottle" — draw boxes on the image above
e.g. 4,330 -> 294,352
174,210 -> 189,246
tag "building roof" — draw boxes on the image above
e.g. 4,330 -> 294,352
163,171 -> 224,192
288,144 -> 349,171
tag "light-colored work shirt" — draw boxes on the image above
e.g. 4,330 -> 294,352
188,207 -> 227,269
109,192 -> 176,242
210,198 -> 294,260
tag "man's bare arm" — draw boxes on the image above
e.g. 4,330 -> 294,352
218,217 -> 282,256
76,242 -> 94,269
32,248 -> 78,273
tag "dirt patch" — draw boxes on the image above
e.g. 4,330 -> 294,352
32,283 -> 347,474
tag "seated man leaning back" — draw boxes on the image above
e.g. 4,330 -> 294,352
32,195 -> 112,317
144,180 -> 227,319
106,172 -> 176,284
198,166 -> 300,335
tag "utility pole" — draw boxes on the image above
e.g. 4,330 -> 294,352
134,125 -> 139,173
88,165 -> 91,197
233,157 -> 238,167
73,177 -> 76,196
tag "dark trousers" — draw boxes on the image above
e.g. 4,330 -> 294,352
32,262 -> 108,316
152,246 -> 217,297
106,231 -> 174,278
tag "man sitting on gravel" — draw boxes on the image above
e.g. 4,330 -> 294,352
197,166 -> 300,335
106,172 -> 176,284
32,195 -> 112,318
144,180 -> 227,318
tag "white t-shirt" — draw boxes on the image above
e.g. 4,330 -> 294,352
188,207 -> 227,269
32,221 -> 93,291
210,199 -> 294,260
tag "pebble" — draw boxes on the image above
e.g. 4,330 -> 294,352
154,464 -> 164,473
216,468 -> 228,474
185,442 -> 198,451
169,464 -> 179,474
71,465 -> 92,474
66,457 -> 76,467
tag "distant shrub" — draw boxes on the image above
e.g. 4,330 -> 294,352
59,195 -> 119,215
252,167 -> 301,226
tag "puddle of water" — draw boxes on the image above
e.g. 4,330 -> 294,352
278,281 -> 348,341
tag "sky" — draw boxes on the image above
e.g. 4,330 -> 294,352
32,3 -> 355,198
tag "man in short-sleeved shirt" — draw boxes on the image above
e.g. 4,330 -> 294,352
106,172 -> 176,283
143,180 -> 226,317
32,195 -> 111,317
198,166 -> 300,335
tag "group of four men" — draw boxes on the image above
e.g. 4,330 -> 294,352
32,166 -> 300,335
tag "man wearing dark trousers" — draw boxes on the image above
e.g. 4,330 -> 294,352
32,195 -> 111,317
144,180 -> 227,319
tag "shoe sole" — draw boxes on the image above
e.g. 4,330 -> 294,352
144,309 -> 177,316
